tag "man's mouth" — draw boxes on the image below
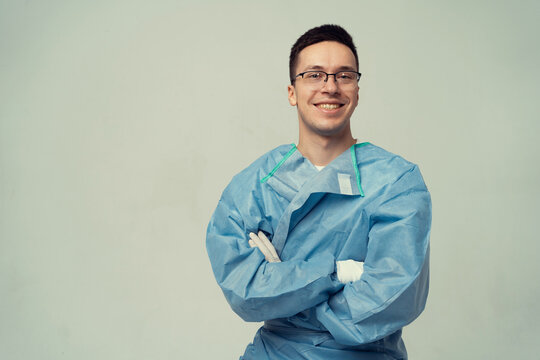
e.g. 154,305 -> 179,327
316,103 -> 343,110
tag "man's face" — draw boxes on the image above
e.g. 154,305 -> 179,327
288,41 -> 359,138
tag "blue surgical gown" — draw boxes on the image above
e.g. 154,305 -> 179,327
206,143 -> 431,359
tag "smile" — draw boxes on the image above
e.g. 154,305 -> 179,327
316,103 -> 343,110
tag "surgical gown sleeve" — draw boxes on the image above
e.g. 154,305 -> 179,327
206,184 -> 342,322
315,165 -> 431,345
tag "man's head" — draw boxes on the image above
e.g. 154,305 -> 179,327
289,24 -> 359,84
287,25 -> 360,141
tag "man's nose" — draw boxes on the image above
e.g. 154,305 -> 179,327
322,75 -> 339,93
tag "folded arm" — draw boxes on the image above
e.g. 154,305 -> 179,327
206,192 -> 343,322
315,165 -> 431,345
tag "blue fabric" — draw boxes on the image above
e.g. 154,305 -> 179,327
206,143 -> 431,359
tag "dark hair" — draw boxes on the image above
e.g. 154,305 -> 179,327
289,24 -> 358,84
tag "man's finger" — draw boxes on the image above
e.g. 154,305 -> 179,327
249,232 -> 274,262
258,231 -> 280,261
250,232 -> 281,263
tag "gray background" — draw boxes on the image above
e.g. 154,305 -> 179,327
1,0 -> 539,359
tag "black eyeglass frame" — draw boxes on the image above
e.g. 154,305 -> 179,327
293,70 -> 362,84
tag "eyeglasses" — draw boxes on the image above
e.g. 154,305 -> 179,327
294,71 -> 361,86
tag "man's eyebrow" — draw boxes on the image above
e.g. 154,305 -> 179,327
301,65 -> 357,72
337,65 -> 357,71
303,65 -> 325,71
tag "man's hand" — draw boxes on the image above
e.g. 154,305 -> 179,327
336,259 -> 364,283
249,231 -> 281,263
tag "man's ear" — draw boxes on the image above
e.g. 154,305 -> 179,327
287,84 -> 297,106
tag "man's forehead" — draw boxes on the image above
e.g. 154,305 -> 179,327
296,41 -> 357,71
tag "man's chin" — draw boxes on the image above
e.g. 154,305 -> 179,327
310,121 -> 350,138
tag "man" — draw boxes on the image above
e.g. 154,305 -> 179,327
206,24 -> 431,359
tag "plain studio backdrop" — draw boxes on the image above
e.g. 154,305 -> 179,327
1,1 -> 538,359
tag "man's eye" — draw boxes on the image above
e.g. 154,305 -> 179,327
306,72 -> 323,79
338,72 -> 354,80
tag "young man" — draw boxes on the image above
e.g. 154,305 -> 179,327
206,25 -> 431,359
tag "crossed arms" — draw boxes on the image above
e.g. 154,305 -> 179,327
206,165 -> 431,345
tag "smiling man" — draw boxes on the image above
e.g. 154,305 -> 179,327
288,39 -> 360,167
207,25 -> 431,359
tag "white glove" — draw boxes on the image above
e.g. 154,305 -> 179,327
248,231 -> 281,263
336,259 -> 364,283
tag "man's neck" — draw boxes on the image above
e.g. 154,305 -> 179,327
297,133 -> 356,166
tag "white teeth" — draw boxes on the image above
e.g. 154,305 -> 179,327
318,104 -> 340,109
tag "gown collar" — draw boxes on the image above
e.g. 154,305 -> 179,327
261,143 -> 368,201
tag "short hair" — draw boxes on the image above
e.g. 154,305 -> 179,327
289,24 -> 358,84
